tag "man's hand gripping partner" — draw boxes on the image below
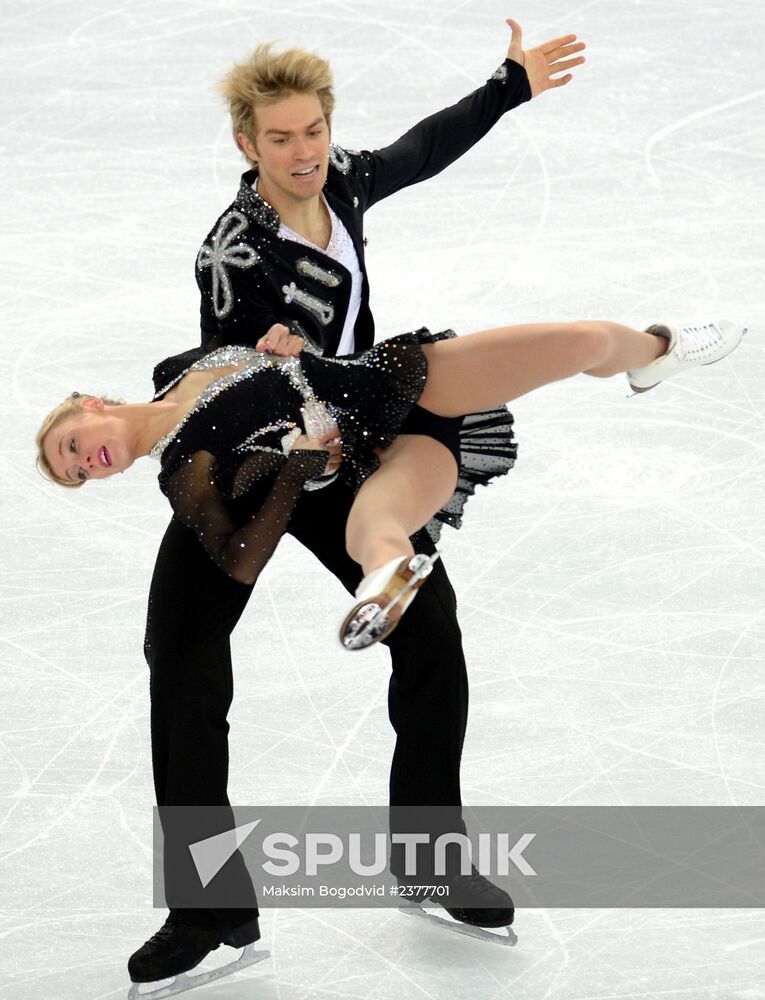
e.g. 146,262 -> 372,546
256,326 -> 342,474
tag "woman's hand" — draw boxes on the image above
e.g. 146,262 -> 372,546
292,428 -> 344,475
256,323 -> 305,356
505,18 -> 586,98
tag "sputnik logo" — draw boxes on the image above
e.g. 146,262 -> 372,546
189,820 -> 262,888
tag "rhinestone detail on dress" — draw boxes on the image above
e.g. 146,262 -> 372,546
235,420 -> 298,453
149,348 -> 320,462
152,345 -> 256,400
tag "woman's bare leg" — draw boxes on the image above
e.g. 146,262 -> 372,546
345,435 -> 458,575
418,320 -> 665,417
346,321 -> 664,574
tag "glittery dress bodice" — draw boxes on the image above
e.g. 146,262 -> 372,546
150,331 -> 446,585
152,333 -> 441,488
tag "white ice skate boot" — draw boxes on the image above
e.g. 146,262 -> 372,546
339,553 -> 440,650
626,320 -> 746,393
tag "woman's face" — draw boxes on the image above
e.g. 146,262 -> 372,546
43,400 -> 133,484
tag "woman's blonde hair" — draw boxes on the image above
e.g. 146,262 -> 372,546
36,392 -> 123,489
217,42 -> 335,165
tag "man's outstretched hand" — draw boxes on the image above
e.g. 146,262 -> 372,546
505,18 -> 586,98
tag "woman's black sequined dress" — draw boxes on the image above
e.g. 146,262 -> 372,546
151,329 -> 517,584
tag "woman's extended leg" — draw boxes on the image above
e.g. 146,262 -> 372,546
345,321 -> 663,570
340,434 -> 458,649
338,321 -> 663,649
338,318 -> 744,649
418,320 -> 665,416
345,434 -> 458,575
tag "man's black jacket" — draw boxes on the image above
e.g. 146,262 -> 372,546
195,58 -> 531,357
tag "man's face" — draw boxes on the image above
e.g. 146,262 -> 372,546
239,91 -> 330,205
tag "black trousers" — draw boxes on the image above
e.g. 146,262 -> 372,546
144,477 -> 469,930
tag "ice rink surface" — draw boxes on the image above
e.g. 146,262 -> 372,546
2,0 -> 764,997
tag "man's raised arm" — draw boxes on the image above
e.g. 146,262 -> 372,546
359,19 -> 586,209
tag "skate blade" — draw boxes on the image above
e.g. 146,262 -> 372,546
399,903 -> 517,947
127,944 -> 270,999
341,553 -> 440,650
627,381 -> 656,394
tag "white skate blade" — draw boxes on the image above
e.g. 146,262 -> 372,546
127,943 -> 270,999
347,574 -> 420,648
399,902 -> 517,947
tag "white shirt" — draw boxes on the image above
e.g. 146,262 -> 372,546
253,179 -> 362,356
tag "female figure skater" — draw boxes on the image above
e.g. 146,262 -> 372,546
36,318 -> 744,649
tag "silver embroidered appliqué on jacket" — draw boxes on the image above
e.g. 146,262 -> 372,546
328,144 -> 353,174
296,257 -> 342,288
282,281 -> 334,326
235,185 -> 280,232
196,212 -> 260,319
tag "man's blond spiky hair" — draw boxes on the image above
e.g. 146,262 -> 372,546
217,42 -> 335,165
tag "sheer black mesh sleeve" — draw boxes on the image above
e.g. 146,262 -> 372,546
165,448 -> 329,585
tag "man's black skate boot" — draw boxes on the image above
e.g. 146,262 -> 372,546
438,867 -> 514,927
399,866 -> 514,928
127,914 -> 261,983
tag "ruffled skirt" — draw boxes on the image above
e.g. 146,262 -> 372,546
422,405 -> 516,543
305,327 -> 518,543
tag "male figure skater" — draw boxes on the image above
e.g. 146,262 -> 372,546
129,18 -> 586,989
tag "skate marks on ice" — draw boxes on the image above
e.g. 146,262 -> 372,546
127,942 -> 269,1000
644,87 -> 765,188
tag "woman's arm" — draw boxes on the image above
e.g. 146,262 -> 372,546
166,447 -> 329,585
